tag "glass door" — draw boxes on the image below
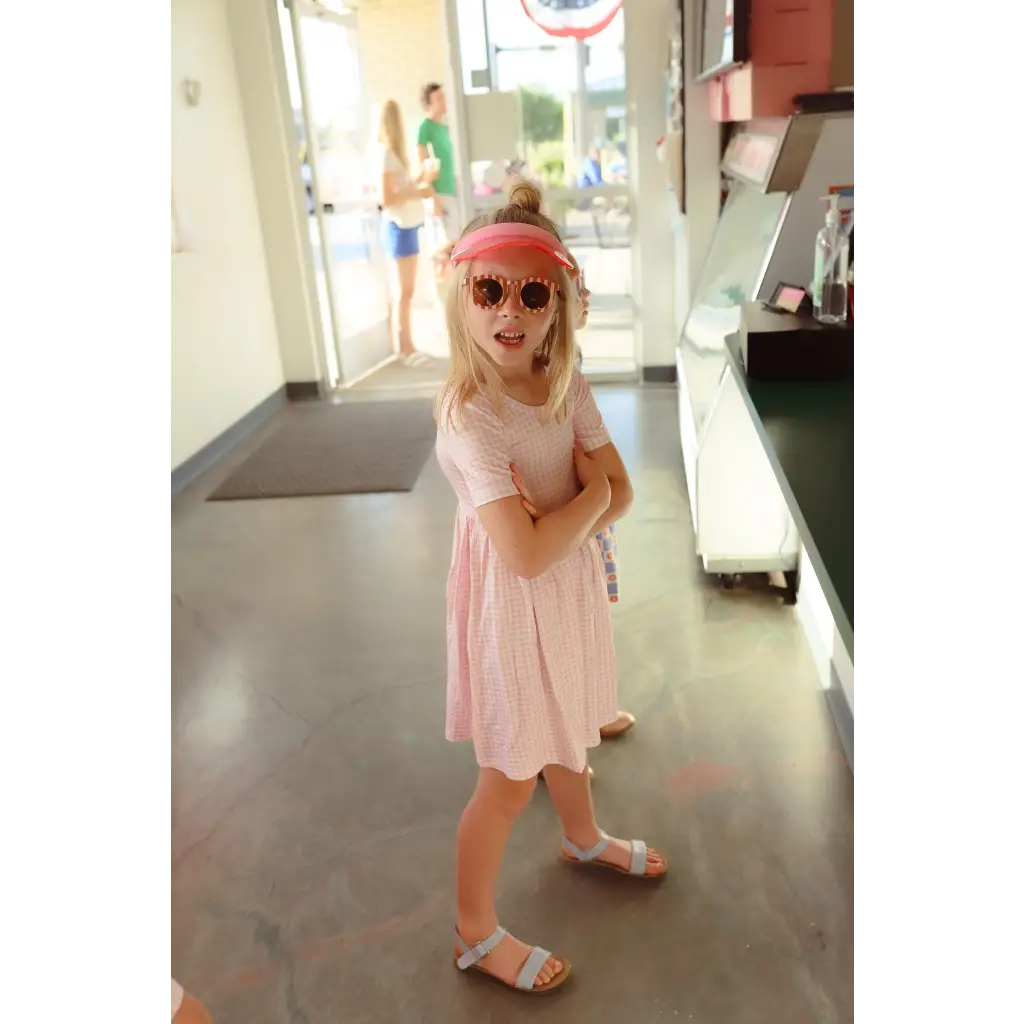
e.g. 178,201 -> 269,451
280,0 -> 392,387
454,0 -> 635,377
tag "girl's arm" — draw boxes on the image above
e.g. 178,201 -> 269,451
571,369 -> 623,533
477,445 -> 611,580
584,441 -> 633,534
381,169 -> 433,206
514,443 -> 631,536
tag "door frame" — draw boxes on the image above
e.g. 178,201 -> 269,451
282,0 -> 391,388
283,0 -> 347,385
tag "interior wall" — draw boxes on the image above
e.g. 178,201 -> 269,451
438,0 -> 473,229
226,0 -> 324,387
681,0 -> 723,302
172,0 -> 285,470
357,0 -> 449,150
624,0 -> 678,369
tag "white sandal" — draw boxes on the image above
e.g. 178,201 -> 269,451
401,352 -> 433,367
453,925 -> 571,994
561,830 -> 667,879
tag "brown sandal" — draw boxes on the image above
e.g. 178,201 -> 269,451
454,926 -> 572,994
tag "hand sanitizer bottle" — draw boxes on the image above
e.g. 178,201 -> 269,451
811,195 -> 850,323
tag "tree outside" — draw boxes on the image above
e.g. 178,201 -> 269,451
519,86 -> 563,145
518,87 -> 565,188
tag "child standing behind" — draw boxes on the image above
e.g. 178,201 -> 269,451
435,183 -> 666,996
531,252 -> 636,743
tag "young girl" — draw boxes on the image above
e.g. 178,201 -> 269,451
565,254 -> 636,739
522,254 -> 634,759
437,243 -> 632,770
435,183 -> 666,996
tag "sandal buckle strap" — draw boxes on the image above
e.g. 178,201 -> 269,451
455,925 -> 507,971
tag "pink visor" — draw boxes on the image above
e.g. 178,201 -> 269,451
451,223 -> 573,270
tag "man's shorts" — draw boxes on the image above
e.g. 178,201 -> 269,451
436,194 -> 462,243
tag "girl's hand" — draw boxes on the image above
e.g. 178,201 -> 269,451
510,463 -> 541,520
573,441 -> 609,496
573,283 -> 590,330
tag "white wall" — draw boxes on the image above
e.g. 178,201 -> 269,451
624,0 -> 678,369
664,0 -> 729,349
172,0 -> 285,470
681,0 -> 723,303
439,0 -> 474,229
358,0 -> 449,134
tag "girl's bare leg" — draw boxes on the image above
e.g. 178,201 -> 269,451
541,763 -> 666,876
456,768 -> 563,987
395,253 -> 418,356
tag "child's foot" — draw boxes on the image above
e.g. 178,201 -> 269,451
454,925 -> 566,991
599,710 -> 636,739
562,830 -> 667,878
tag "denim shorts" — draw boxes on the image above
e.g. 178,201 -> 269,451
382,218 -> 420,259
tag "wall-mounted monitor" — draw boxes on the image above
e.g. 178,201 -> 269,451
696,0 -> 750,82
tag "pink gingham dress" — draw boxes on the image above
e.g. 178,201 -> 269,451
436,368 -> 619,780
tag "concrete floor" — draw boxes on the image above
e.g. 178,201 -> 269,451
172,384 -> 853,1023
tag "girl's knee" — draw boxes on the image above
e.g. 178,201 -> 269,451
505,776 -> 537,815
497,774 -> 532,815
477,769 -> 536,817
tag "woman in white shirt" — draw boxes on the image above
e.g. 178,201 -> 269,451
378,99 -> 435,366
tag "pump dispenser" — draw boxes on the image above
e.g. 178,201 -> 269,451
811,194 -> 849,323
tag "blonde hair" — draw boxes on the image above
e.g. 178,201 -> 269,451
377,99 -> 408,171
436,181 -> 580,429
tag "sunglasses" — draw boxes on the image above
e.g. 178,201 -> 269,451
465,274 -> 559,313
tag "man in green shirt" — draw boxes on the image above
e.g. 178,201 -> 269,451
417,82 -> 461,244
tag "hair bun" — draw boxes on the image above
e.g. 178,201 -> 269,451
506,180 -> 543,215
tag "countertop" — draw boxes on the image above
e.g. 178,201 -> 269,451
724,333 -> 853,659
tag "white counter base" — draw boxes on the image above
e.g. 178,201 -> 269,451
796,544 -> 854,772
